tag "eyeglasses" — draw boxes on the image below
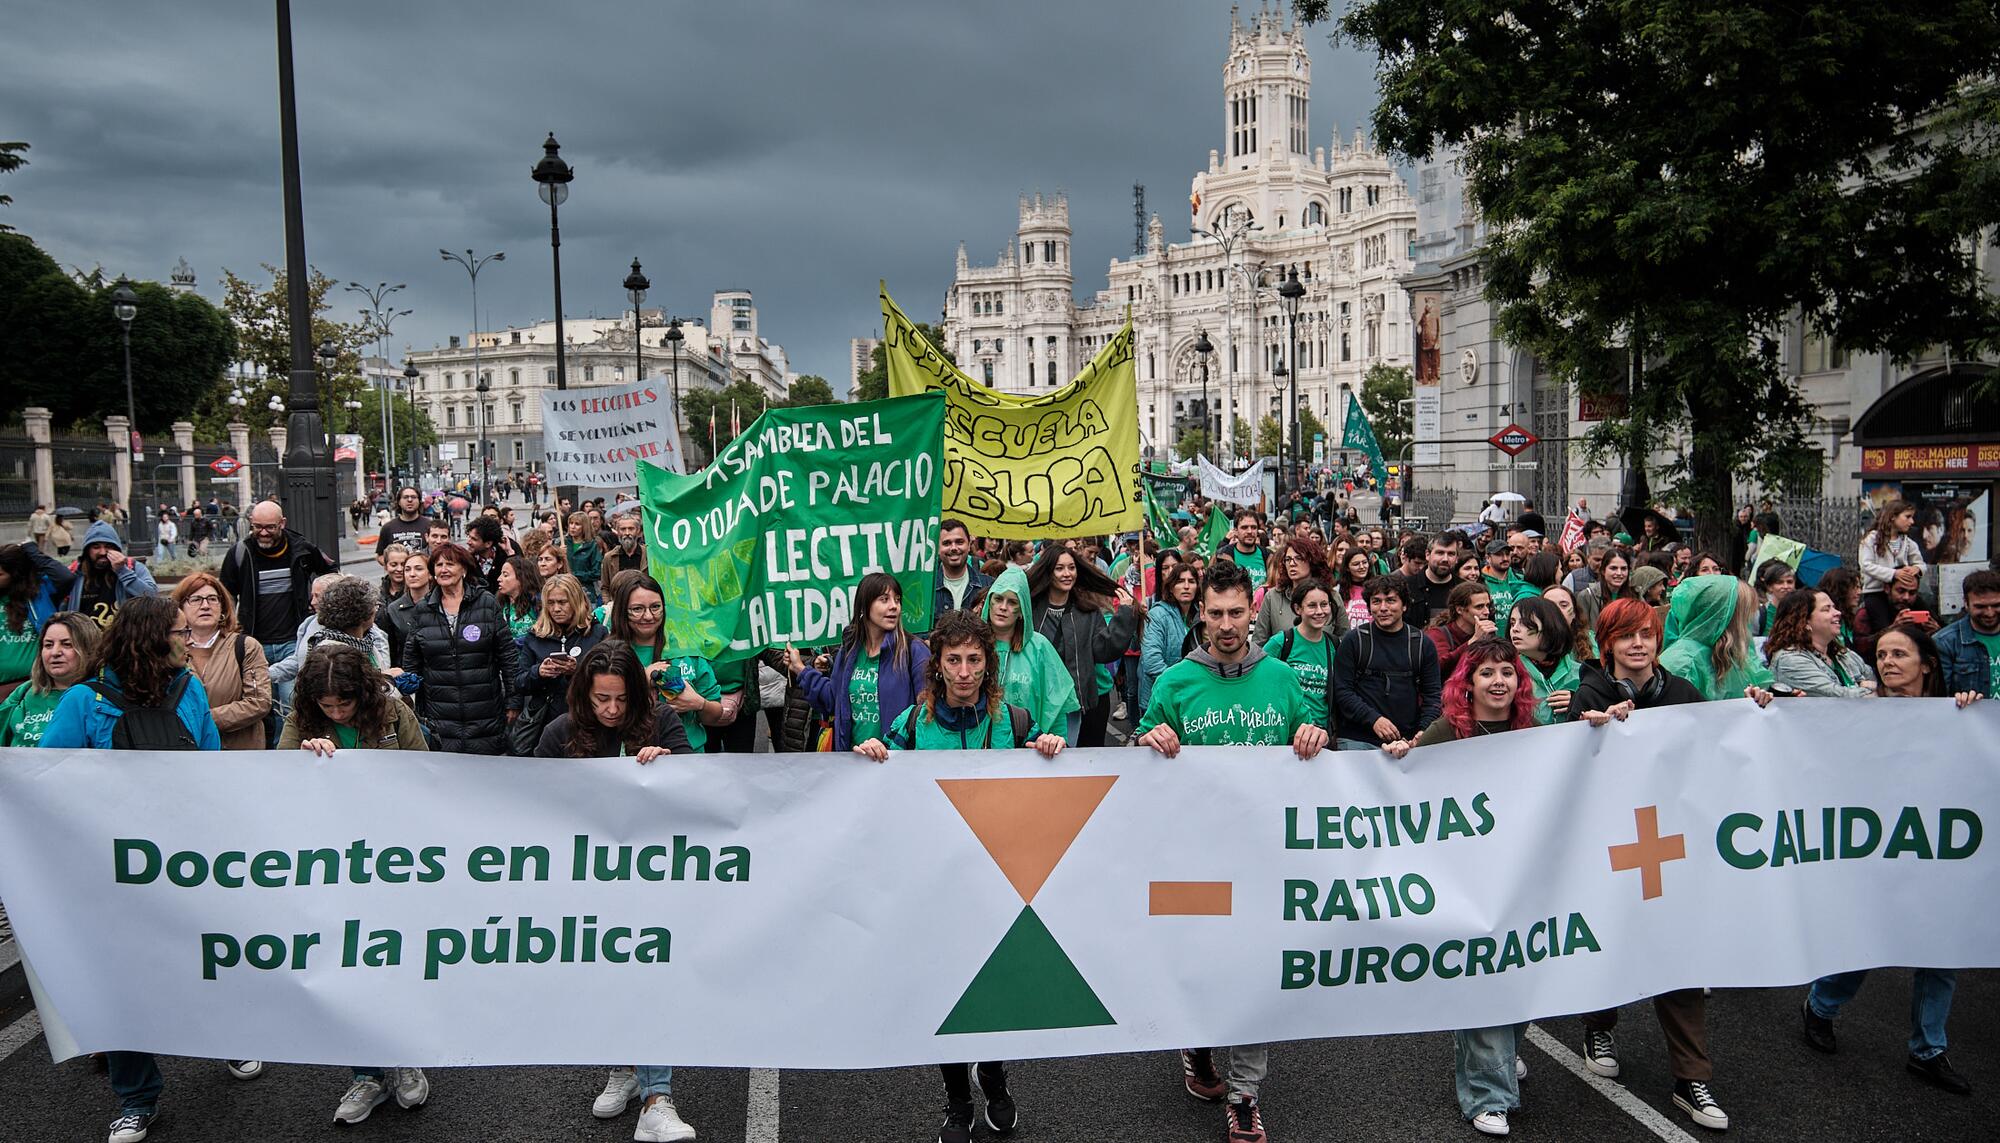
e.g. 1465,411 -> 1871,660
249,522 -> 284,534
625,603 -> 665,616
184,594 -> 221,606
171,627 -> 193,640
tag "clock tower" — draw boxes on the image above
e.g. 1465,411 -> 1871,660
1222,1 -> 1309,172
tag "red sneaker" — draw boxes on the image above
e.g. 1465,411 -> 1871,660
1226,1093 -> 1267,1143
1182,1048 -> 1226,1102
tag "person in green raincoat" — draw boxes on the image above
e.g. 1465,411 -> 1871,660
979,565 -> 1080,738
1507,595 -> 1580,724
1658,574 -> 1776,701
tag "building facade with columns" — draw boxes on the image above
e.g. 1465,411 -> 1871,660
406,291 -> 792,475
939,5 -> 1417,465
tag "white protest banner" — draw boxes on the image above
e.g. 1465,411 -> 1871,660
540,379 -> 684,487
0,701 -> 1994,1069
1198,455 -> 1265,506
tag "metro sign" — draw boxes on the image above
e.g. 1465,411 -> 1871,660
1489,424 -> 1539,457
208,455 -> 242,476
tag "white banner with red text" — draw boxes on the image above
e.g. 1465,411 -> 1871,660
0,699 -> 1994,1068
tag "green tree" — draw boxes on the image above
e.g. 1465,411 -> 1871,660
680,378 -> 774,463
342,386 -> 438,480
0,233 -> 237,431
1173,426 -> 1211,461
853,323 -> 954,402
1230,417 -> 1253,460
1255,414 -> 1284,459
1297,405 -> 1329,459
0,141 -> 26,232
203,264 -> 372,441
1325,1 -> 2000,554
785,374 -> 836,406
1357,363 -> 1412,458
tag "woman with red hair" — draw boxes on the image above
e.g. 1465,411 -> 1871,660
1380,636 -> 1537,1136
1570,596 -> 1767,1133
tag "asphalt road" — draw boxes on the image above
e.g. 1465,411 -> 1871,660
2,946 -> 1990,1142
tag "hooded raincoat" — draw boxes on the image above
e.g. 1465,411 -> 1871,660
981,566 -> 1079,736
1658,574 -> 1774,701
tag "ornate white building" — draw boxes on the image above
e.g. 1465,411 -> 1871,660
940,4 -> 1417,463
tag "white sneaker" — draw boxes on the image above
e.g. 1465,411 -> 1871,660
1472,1110 -> 1510,1136
333,1075 -> 388,1124
226,1059 -> 264,1080
1112,702 -> 1128,721
1515,1055 -> 1527,1081
392,1066 -> 430,1109
594,1067 -> 640,1118
634,1093 -> 697,1142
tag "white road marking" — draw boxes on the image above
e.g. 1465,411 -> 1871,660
1524,1022 -> 1703,1143
0,1012 -> 42,1064
0,939 -> 19,975
746,1067 -> 781,1143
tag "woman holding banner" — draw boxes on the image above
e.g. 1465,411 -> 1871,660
402,544 -> 522,755
980,565 -> 1079,742
1382,636 -> 1539,1136
514,573 -> 606,754
850,609 -> 1062,1143
788,571 -> 929,752
608,571 -> 725,753
0,610 -> 99,747
1025,547 -> 1136,747
1507,595 -> 1580,724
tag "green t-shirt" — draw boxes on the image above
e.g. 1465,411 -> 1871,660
634,643 -> 721,751
885,704 -> 1032,752
333,724 -> 361,749
1975,630 -> 2000,695
1483,571 -> 1530,638
1261,628 -> 1335,729
1229,545 -> 1267,582
0,684 -> 67,748
1136,655 -> 1309,746
850,652 -> 883,745
500,603 -> 536,640
0,617 -> 38,685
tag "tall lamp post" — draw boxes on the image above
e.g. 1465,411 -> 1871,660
1191,216 -> 1262,463
1192,326 -> 1213,457
274,0 -> 338,553
532,134 -> 574,393
623,257 -> 650,384
402,360 -> 422,480
110,279 -> 142,546
1278,267 -> 1306,499
440,248 -> 504,500
664,316 -> 684,464
344,280 -> 410,489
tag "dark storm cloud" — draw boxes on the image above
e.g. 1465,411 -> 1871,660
2,0 -> 1387,382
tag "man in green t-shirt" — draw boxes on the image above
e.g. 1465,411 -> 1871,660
1225,509 -> 1268,583
1134,558 -> 1325,1143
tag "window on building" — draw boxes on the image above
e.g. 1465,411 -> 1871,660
1028,361 -> 1036,385
1043,240 -> 1055,263
446,407 -> 457,428
484,403 -> 495,426
583,365 -> 595,382
545,368 -> 556,384
443,373 -> 454,390
509,368 -> 519,386
1023,243 -> 1033,263
512,440 -> 525,462
1802,332 -> 1850,374
511,402 -> 523,425
983,362 -> 994,384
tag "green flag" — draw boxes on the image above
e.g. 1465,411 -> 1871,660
1143,482 -> 1180,551
636,392 -> 946,661
1196,506 -> 1231,558
1343,398 -> 1389,488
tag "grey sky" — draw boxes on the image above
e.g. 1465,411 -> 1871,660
3,0 -> 1387,385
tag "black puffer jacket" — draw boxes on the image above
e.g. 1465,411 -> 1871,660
1030,596 -> 1138,710
379,588 -> 428,669
402,584 -> 522,754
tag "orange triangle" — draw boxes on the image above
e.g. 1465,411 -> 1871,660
936,776 -> 1118,904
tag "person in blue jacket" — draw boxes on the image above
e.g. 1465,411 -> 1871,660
786,571 -> 930,752
0,542 -> 75,697
38,593 -> 231,1143
43,520 -> 158,629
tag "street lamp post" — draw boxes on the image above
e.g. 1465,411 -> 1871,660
664,316 -> 684,463
344,280 -> 410,488
623,257 -> 650,386
532,134 -> 574,393
402,361 -> 421,480
110,278 -> 142,547
273,0 -> 339,554
1278,267 -> 1306,499
1192,326 -> 1213,458
440,248 -> 504,501
1191,216 -> 1262,463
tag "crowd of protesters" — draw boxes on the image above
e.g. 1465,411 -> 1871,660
3,479 -> 1996,1143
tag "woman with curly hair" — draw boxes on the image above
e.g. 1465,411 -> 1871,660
1380,636 -> 1538,1135
281,642 -> 425,753
850,608 -> 1060,1143
1764,588 -> 1875,698
1252,533 -> 1336,645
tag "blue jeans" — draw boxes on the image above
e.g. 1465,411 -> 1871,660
158,541 -> 179,561
1809,968 -> 1957,1059
107,1051 -> 163,1114
636,1065 -> 673,1098
1454,1023 -> 1523,1117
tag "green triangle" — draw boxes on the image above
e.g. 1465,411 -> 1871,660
937,905 -> 1115,1035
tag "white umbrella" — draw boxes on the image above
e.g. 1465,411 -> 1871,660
1490,491 -> 1527,503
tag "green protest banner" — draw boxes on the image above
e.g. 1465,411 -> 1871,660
636,392 -> 946,661
1143,482 -> 1180,551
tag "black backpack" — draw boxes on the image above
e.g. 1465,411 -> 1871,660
86,674 -> 198,751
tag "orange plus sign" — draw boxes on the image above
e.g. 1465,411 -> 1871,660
1608,805 -> 1686,900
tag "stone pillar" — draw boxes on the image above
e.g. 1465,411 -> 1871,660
228,421 -> 252,512
173,420 -> 197,508
265,426 -> 287,512
22,406 -> 54,514
106,415 -> 133,521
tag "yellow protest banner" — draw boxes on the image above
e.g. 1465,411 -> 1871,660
881,285 -> 1142,539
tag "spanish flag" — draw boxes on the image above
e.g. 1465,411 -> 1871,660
1189,191 -> 1201,217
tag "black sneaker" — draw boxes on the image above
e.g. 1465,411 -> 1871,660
1582,1030 -> 1620,1078
937,1100 -> 975,1143
1907,1052 -> 1971,1096
1181,1047 -> 1226,1101
975,1063 -> 1018,1133
108,1107 -> 162,1142
1800,999 -> 1837,1054
1672,1079 -> 1729,1130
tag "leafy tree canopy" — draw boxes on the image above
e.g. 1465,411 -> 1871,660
785,374 -> 836,407
1358,363 -> 1411,458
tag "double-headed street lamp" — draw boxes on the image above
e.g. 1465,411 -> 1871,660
1192,326 -> 1213,456
440,248 -> 504,498
345,280 -> 411,488
624,257 -> 650,385
1278,267 -> 1307,497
